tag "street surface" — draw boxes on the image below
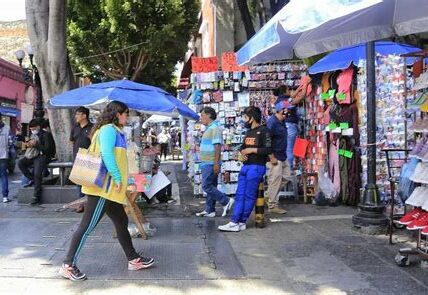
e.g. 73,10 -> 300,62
1,162 -> 427,294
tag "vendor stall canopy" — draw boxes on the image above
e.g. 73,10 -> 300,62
48,79 -> 199,120
236,0 -> 428,65
308,41 -> 423,74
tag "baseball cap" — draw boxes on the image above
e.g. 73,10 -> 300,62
275,100 -> 289,112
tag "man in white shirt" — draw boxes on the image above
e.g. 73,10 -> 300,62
157,128 -> 171,160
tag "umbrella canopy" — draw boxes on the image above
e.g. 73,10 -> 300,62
145,115 -> 173,124
308,41 -> 422,74
48,80 -> 199,120
237,0 -> 428,65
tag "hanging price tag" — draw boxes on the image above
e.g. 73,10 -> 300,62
328,122 -> 337,130
337,149 -> 345,155
344,150 -> 354,158
339,122 -> 349,129
328,89 -> 336,98
321,92 -> 330,100
337,92 -> 346,101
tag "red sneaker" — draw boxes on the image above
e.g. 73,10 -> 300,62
407,212 -> 428,230
398,207 -> 423,225
421,226 -> 428,236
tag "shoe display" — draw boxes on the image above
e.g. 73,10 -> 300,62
398,207 -> 423,225
406,212 -> 428,230
222,198 -> 235,217
195,211 -> 215,217
2,197 -> 10,203
268,206 -> 287,214
59,264 -> 87,281
128,256 -> 155,270
421,226 -> 428,236
218,221 -> 240,232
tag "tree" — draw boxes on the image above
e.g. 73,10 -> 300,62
26,0 -> 75,161
67,0 -> 199,89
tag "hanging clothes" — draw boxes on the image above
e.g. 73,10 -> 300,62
329,138 -> 341,195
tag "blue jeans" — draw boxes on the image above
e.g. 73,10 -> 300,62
286,122 -> 298,169
232,164 -> 266,224
0,159 -> 9,198
201,164 -> 229,213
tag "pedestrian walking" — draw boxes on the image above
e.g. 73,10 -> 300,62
266,100 -> 292,214
0,113 -> 11,203
157,128 -> 171,160
70,106 -> 94,213
18,119 -> 56,205
196,106 -> 234,217
59,101 -> 154,281
218,106 -> 272,232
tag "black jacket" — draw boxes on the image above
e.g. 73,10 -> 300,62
240,125 -> 272,165
35,130 -> 56,160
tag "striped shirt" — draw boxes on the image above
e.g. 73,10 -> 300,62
200,120 -> 223,166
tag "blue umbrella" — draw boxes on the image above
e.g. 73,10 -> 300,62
308,41 -> 422,74
48,80 -> 199,120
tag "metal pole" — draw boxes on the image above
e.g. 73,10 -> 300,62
352,41 -> 387,229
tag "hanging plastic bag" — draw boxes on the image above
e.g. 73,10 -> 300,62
318,167 -> 338,200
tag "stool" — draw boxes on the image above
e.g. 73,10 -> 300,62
302,172 -> 318,203
124,191 -> 148,239
277,173 -> 299,201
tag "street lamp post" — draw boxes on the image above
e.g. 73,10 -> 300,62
15,46 -> 45,120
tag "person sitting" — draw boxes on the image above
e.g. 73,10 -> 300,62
18,119 -> 56,205
141,143 -> 173,204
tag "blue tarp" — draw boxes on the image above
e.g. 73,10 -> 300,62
308,41 -> 422,74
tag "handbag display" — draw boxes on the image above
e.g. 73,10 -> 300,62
69,133 -> 107,188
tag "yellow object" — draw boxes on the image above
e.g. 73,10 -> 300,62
82,125 -> 128,205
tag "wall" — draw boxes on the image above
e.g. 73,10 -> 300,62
213,0 -> 235,58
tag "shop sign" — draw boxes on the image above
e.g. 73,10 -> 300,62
191,57 -> 218,73
221,52 -> 249,72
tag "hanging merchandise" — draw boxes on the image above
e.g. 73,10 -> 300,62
358,55 -> 408,199
186,60 -> 307,197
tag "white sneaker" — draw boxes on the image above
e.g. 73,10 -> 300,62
238,223 -> 246,231
218,222 -> 240,232
2,197 -> 10,203
195,211 -> 215,217
222,198 -> 235,217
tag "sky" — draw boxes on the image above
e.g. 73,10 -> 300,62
0,0 -> 26,21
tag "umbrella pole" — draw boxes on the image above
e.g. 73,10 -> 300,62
352,41 -> 387,230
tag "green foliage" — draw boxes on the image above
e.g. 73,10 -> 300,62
67,0 -> 199,90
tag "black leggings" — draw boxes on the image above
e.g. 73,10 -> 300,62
64,195 -> 139,266
160,143 -> 168,159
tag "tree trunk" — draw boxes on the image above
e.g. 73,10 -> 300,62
236,0 -> 256,40
26,0 -> 75,161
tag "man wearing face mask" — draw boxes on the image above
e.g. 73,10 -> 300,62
18,119 -> 56,205
218,106 -> 272,232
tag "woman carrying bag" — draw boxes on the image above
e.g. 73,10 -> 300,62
60,101 -> 154,281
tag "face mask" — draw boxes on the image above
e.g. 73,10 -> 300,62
31,130 -> 39,135
244,118 -> 252,129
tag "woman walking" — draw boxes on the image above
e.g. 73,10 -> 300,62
59,101 -> 154,281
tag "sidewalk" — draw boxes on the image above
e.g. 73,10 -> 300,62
1,163 -> 428,294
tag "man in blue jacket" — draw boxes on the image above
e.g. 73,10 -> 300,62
265,100 -> 291,214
